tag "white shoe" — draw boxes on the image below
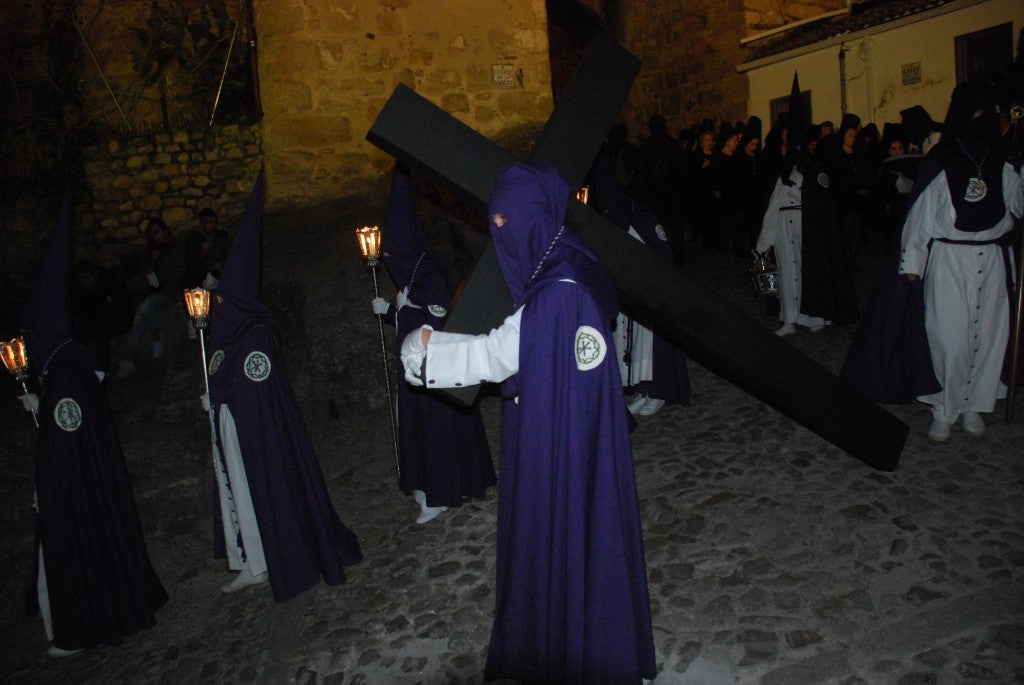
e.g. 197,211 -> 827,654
928,419 -> 951,442
775,323 -> 796,336
809,324 -> 825,333
47,645 -> 82,658
627,394 -> 649,414
962,412 -> 985,436
413,489 -> 448,524
221,569 -> 268,593
416,505 -> 448,524
637,398 -> 665,416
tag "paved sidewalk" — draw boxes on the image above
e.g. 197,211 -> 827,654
1,237 -> 1021,684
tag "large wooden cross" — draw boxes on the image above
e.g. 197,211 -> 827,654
367,36 -> 907,471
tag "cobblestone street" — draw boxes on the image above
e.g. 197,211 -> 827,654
2,229 -> 1022,685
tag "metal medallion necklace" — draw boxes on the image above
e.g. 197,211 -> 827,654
956,135 -> 990,203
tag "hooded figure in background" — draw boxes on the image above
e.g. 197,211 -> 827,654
20,189 -> 167,657
755,73 -> 859,337
206,172 -> 362,600
845,83 -> 1023,442
900,104 -> 943,155
591,147 -> 692,416
371,165 -> 495,523
399,162 -> 656,683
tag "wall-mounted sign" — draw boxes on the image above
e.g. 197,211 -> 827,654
492,65 -> 516,89
901,61 -> 921,86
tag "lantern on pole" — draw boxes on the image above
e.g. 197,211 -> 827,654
356,225 -> 401,482
183,287 -> 213,401
575,185 -> 589,205
1,336 -> 38,427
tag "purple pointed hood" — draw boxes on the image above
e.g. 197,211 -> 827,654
22,188 -> 75,370
210,171 -> 272,348
488,163 -> 598,305
379,165 -> 447,293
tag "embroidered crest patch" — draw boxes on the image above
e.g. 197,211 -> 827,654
964,177 -> 987,202
209,350 -> 225,375
428,304 -> 448,318
654,224 -> 668,241
244,351 -> 271,382
574,326 -> 607,371
54,398 -> 82,432
817,172 -> 830,188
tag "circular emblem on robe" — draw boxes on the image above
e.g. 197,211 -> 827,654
574,326 -> 607,371
53,398 -> 82,432
209,350 -> 225,375
964,177 -> 987,202
244,351 -> 271,382
654,224 -> 668,241
428,304 -> 448,318
817,172 -> 831,188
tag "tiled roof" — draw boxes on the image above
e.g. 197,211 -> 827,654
745,0 -> 957,61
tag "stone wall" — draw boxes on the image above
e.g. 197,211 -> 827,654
254,0 -> 554,212
81,124 -> 263,262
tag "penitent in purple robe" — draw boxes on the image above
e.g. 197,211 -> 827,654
23,190 -> 167,650
381,167 -> 495,507
208,172 -> 362,602
593,150 -> 692,406
484,163 -> 655,683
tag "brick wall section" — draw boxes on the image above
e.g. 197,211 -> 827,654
81,124 -> 263,260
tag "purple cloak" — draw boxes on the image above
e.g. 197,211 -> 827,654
382,168 -> 495,507
24,189 -> 166,650
32,344 -> 168,650
593,150 -> 692,406
209,172 -> 362,602
795,161 -> 860,325
484,163 -> 655,683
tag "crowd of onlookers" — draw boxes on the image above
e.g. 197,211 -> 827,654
599,104 -> 956,268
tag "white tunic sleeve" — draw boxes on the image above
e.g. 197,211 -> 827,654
756,178 -> 784,253
899,172 -> 944,276
423,308 -> 522,388
1004,162 -> 1024,219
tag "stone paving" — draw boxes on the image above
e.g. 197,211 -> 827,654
1,232 -> 1022,685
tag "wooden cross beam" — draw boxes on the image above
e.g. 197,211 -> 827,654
367,37 -> 907,471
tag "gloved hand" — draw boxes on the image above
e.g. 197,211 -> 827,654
145,270 -> 160,288
200,393 -> 211,412
202,272 -> 219,290
400,326 -> 431,386
371,297 -> 389,316
18,393 -> 39,414
396,287 -> 421,311
895,172 -> 913,195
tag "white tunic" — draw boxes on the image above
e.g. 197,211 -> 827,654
899,163 -> 1023,421
615,226 -> 654,386
212,406 -> 267,574
756,169 -> 827,328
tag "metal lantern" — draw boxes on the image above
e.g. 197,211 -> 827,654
1,336 -> 37,427
748,249 -> 779,298
183,287 -> 212,330
0,337 -> 29,382
356,225 -> 382,266
356,224 -> 401,482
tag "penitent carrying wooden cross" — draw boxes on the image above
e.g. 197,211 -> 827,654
366,35 -> 908,471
